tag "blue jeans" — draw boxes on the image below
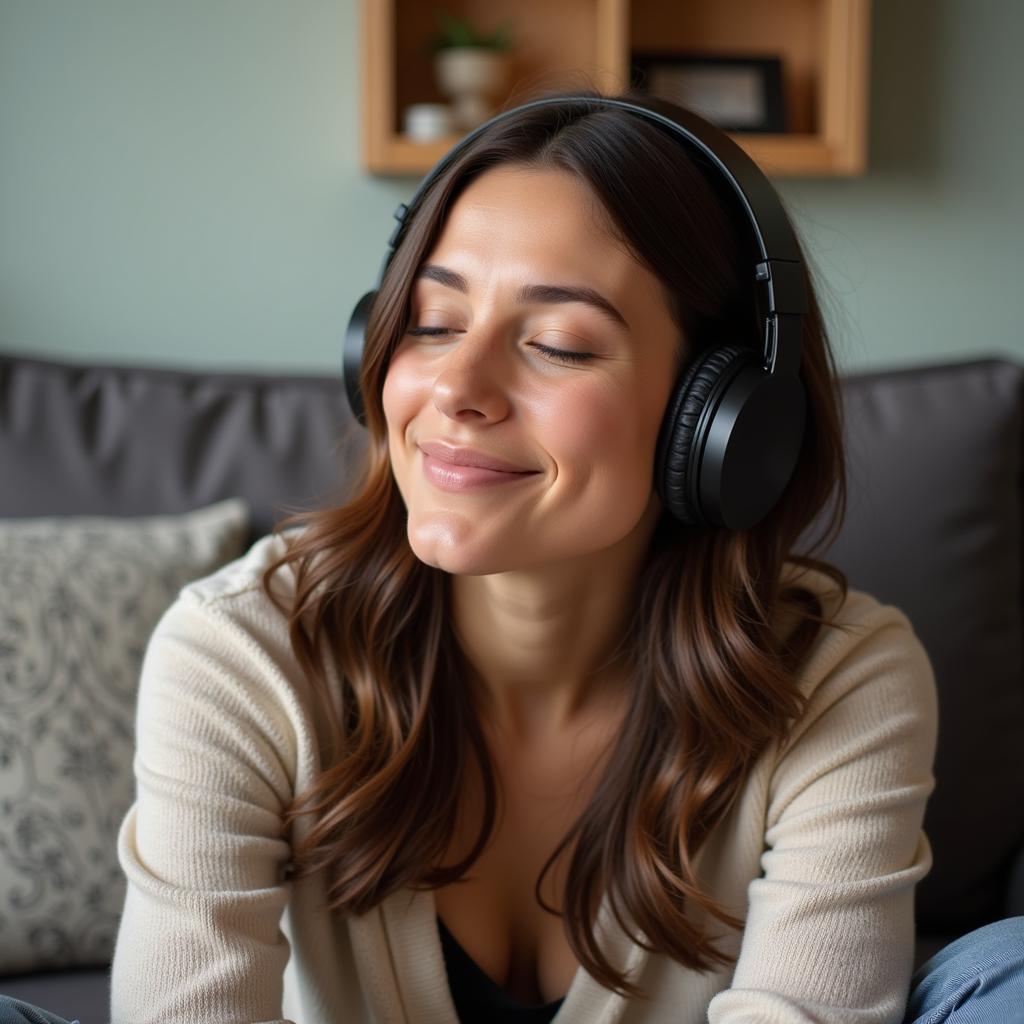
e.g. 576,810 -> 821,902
0,1002 -> 78,1024
0,917 -> 1021,1023
903,916 -> 1024,1023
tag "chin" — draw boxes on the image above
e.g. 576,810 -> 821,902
405,522 -> 537,577
407,539 -> 506,576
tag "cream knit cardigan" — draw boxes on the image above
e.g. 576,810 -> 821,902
110,531 -> 938,1024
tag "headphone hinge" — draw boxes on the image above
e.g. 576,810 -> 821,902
387,203 -> 409,249
756,259 -> 805,378
763,313 -> 803,377
755,259 -> 807,317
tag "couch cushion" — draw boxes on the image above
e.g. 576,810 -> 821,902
0,350 -> 365,542
818,358 -> 1024,933
0,499 -> 249,976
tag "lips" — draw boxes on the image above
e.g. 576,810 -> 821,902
416,440 -> 535,474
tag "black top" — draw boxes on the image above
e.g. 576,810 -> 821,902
437,915 -> 566,1023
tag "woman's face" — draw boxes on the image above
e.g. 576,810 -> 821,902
382,165 -> 684,576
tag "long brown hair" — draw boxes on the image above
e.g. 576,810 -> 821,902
261,86 -> 852,1000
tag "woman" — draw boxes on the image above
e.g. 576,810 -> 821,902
4,88 -> 1021,1024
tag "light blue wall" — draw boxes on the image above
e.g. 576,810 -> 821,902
1,0 -> 1020,376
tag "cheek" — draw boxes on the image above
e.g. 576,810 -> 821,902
381,350 -> 427,431
381,354 -> 429,498
531,376 -> 656,482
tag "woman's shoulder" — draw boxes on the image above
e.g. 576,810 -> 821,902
776,558 -> 937,731
140,527 -> 322,724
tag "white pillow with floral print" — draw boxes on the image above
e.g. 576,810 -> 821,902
0,499 -> 250,974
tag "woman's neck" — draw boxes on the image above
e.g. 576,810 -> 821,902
448,497 -> 661,740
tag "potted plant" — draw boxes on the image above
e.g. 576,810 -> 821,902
430,12 -> 514,131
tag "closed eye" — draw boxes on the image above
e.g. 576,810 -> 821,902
405,326 -> 594,364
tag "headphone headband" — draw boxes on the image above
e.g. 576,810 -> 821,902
375,93 -> 807,379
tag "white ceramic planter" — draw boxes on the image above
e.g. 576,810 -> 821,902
434,47 -> 511,130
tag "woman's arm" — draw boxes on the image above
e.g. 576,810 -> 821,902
707,603 -> 939,1024
110,588 -> 298,1024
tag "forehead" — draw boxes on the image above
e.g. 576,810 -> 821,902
423,165 -> 650,298
443,165 -> 613,230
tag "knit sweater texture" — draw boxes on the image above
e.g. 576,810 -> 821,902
109,531 -> 939,1024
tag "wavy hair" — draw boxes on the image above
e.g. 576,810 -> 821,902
261,86 -> 852,1000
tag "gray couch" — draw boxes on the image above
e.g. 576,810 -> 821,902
1,349 -> 1022,1022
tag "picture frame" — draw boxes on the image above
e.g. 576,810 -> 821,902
630,52 -> 787,134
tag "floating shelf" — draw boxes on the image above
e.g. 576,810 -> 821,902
360,0 -> 871,178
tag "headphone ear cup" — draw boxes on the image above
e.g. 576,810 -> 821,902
655,343 -> 753,526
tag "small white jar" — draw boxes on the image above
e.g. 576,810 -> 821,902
404,103 -> 454,143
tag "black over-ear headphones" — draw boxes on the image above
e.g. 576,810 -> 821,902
343,93 -> 808,531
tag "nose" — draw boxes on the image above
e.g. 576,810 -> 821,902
431,329 -> 511,423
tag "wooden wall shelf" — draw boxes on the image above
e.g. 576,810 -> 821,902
360,0 -> 871,178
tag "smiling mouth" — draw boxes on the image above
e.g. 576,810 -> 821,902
416,440 -> 535,473
419,451 -> 540,492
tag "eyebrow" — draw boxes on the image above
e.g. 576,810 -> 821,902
414,263 -> 630,330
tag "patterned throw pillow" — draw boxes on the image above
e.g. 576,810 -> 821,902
0,499 -> 250,974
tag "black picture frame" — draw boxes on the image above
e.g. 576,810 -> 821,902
629,52 -> 787,134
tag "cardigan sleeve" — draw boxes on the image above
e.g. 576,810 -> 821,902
109,588 -> 298,1024
706,602 -> 940,1024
